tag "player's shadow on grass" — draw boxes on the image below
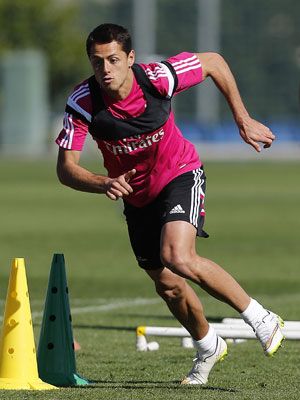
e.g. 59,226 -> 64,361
82,380 -> 238,392
72,324 -> 136,331
111,313 -> 224,322
71,315 -> 223,332
113,313 -> 176,320
202,385 -> 238,393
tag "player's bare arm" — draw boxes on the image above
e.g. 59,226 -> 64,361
196,52 -> 276,152
56,148 -> 136,200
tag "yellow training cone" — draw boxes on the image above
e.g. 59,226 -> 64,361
0,258 -> 57,390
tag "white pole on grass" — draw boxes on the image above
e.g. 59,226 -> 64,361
136,323 -> 300,350
222,318 -> 300,330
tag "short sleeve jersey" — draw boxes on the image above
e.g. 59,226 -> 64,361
56,52 -> 204,207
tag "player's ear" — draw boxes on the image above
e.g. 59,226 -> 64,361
128,50 -> 135,68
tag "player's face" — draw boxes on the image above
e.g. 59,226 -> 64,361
89,41 -> 135,98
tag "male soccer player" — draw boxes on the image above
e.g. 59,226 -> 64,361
56,23 -> 284,385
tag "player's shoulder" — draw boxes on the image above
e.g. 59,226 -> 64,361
139,52 -> 199,73
138,61 -> 169,82
138,53 -> 201,97
67,78 -> 92,120
138,60 -> 175,98
69,78 -> 91,103
166,52 -> 201,74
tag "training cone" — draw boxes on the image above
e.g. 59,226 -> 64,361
37,254 -> 89,386
0,258 -> 56,390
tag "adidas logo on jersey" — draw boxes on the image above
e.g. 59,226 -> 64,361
169,204 -> 185,214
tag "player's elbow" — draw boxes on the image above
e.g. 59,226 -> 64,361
56,162 -> 70,187
56,165 -> 66,186
197,52 -> 226,78
207,53 -> 226,75
56,148 -> 80,187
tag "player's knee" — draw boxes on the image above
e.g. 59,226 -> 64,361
161,248 -> 182,269
155,279 -> 185,302
160,248 -> 196,279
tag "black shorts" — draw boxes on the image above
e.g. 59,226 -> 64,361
123,167 -> 209,270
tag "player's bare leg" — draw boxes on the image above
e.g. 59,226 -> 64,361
146,267 -> 209,340
146,262 -> 228,385
156,220 -> 284,384
160,221 -> 251,311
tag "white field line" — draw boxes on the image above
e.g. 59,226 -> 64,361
0,298 -> 161,322
66,298 -> 161,317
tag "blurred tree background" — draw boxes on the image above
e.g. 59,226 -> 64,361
0,0 -> 299,121
0,0 -> 89,109
221,0 -> 300,120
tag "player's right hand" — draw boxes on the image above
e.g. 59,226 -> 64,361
105,169 -> 136,201
238,117 -> 275,152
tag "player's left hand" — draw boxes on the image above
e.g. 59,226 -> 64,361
238,117 -> 276,152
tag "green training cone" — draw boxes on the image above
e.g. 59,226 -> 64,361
37,254 -> 89,386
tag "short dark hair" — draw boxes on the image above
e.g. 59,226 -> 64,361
86,23 -> 132,56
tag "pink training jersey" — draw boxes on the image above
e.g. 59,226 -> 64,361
56,52 -> 204,207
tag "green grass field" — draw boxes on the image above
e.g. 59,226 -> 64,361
0,159 -> 299,399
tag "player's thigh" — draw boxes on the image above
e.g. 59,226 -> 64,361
160,220 -> 197,265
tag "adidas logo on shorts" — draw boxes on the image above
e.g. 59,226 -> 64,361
169,204 -> 185,214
